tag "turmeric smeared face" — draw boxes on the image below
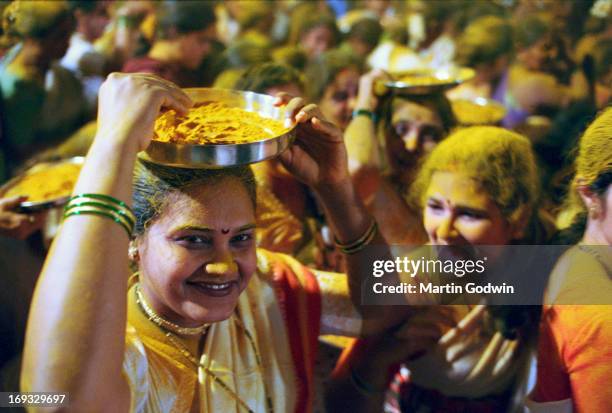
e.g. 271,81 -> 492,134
137,177 -> 257,325
386,100 -> 445,176
319,68 -> 360,131
423,171 -> 513,246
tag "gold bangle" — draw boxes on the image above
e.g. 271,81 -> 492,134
334,220 -> 378,255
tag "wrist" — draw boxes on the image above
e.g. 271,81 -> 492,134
91,130 -> 141,155
352,109 -> 378,123
355,97 -> 375,112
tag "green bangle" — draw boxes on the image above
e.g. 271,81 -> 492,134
65,200 -> 135,227
64,209 -> 132,237
352,109 -> 378,123
70,193 -> 131,209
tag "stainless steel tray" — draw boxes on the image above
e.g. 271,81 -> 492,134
140,88 -> 297,168
0,156 -> 84,213
377,67 -> 475,95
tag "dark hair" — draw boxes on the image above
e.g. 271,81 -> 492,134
68,1 -> 101,13
556,171 -> 612,244
235,62 -> 303,94
155,0 -> 216,39
591,38 -> 612,80
132,161 -> 256,236
272,46 -> 308,72
305,48 -> 362,102
289,6 -> 339,47
456,16 -> 513,67
3,0 -> 73,39
348,18 -> 383,49
514,14 -> 550,50
222,39 -> 271,69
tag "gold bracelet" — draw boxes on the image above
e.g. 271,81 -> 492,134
334,220 -> 378,255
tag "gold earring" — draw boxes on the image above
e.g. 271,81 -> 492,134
589,205 -> 600,218
128,244 -> 139,261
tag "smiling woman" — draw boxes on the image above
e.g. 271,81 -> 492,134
328,126 -> 548,412
131,163 -> 258,325
20,73 -> 409,413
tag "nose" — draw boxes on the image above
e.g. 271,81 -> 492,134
435,215 -> 458,243
205,248 -> 238,277
347,94 -> 358,112
402,128 -> 419,153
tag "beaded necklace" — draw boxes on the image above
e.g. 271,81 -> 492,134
135,285 -> 208,335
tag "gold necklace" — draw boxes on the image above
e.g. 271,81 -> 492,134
135,284 -> 209,336
135,284 -> 274,413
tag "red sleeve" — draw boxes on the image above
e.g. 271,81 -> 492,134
264,250 -> 322,413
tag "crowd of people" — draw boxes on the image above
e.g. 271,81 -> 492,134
0,1 -> 610,412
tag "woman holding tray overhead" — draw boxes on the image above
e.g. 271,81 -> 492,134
327,126 -> 551,412
20,73 -> 437,412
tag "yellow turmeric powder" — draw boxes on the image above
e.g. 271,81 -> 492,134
154,102 -> 288,144
4,163 -> 82,202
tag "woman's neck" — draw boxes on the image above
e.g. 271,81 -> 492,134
581,220 -> 608,245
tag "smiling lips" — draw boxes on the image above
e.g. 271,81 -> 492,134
186,280 -> 238,298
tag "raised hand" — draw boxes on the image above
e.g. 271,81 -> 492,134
274,94 -> 349,190
0,196 -> 45,239
355,69 -> 391,111
96,73 -> 192,152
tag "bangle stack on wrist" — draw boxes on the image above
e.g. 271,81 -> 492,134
334,220 -> 378,255
63,193 -> 136,237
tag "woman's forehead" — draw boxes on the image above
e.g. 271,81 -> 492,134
392,100 -> 441,125
157,181 -> 255,228
426,171 -> 492,205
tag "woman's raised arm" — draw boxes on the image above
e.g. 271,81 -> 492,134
21,73 -> 191,412
277,94 -> 410,335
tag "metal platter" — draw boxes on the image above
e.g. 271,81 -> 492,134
451,97 -> 507,125
378,67 -> 476,95
0,156 -> 84,213
139,88 -> 297,168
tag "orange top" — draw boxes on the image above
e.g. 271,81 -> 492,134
531,246 -> 612,412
